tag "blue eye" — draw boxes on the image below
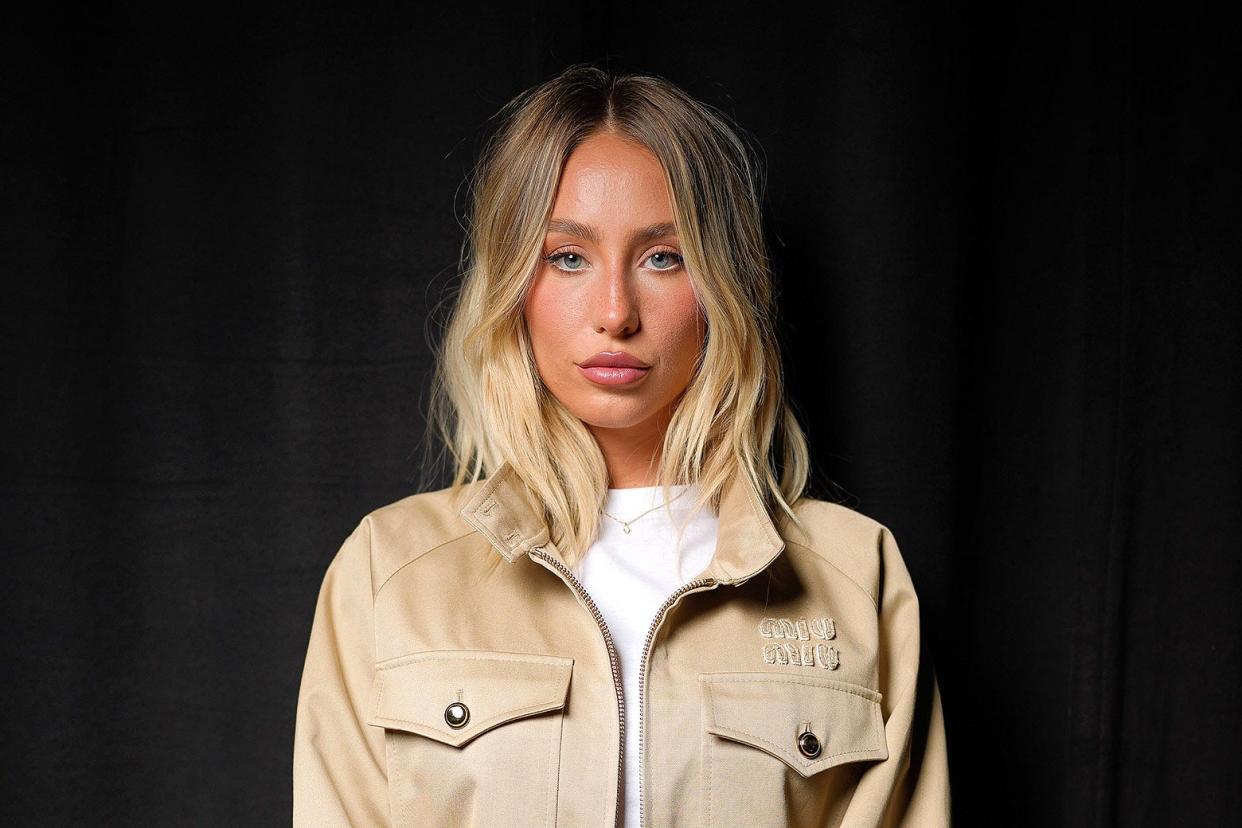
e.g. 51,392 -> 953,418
647,250 -> 684,271
545,251 -> 586,272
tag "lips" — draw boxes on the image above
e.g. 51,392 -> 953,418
578,351 -> 650,369
576,351 -> 651,387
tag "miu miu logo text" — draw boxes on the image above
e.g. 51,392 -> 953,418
759,616 -> 840,670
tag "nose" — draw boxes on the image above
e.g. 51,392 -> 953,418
591,260 -> 640,337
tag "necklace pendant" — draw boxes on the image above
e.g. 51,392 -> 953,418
622,523 -> 631,534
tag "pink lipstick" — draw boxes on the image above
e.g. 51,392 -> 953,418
576,351 -> 651,387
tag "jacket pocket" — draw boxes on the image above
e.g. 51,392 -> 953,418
367,649 -> 573,827
699,672 -> 887,828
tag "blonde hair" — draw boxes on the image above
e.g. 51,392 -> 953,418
424,63 -> 811,569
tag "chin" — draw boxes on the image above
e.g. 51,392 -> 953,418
586,406 -> 678,434
568,401 -> 656,430
577,414 -> 650,431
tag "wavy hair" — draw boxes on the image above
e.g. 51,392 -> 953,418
424,63 -> 811,569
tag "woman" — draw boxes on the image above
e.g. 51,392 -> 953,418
293,64 -> 951,827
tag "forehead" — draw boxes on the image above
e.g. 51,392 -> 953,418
549,132 -> 674,228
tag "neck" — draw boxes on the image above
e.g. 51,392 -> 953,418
587,403 -> 675,488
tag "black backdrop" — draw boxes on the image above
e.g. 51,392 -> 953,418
3,1 -> 1238,825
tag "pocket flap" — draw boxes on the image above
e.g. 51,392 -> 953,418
700,672 -> 887,777
367,649 -> 573,748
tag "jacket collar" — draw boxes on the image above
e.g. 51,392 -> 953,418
457,458 -> 786,586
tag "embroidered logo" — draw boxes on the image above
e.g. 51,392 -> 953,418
759,616 -> 840,670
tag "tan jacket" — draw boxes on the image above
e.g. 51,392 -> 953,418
293,460 -> 951,826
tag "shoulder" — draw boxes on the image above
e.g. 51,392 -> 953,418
352,479 -> 488,594
777,496 -> 896,610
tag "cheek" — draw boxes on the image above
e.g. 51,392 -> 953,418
524,275 -> 556,342
657,283 -> 706,369
524,276 -> 575,359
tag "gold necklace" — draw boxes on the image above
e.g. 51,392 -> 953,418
600,488 -> 689,534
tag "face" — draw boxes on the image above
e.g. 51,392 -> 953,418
523,131 -> 704,447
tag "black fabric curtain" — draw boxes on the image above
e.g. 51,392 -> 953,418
4,2 -> 1237,824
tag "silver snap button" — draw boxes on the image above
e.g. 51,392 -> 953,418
444,702 -> 470,729
797,729 -> 822,759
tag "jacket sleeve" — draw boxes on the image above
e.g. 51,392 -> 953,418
293,516 -> 391,825
842,525 -> 952,827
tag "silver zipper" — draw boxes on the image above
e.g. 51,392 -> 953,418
637,576 -> 720,828
529,545 -> 627,828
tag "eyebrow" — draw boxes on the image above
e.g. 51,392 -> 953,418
545,218 -> 678,245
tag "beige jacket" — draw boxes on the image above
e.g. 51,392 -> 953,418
293,460 -> 951,826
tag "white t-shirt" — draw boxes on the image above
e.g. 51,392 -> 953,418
570,483 -> 719,828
